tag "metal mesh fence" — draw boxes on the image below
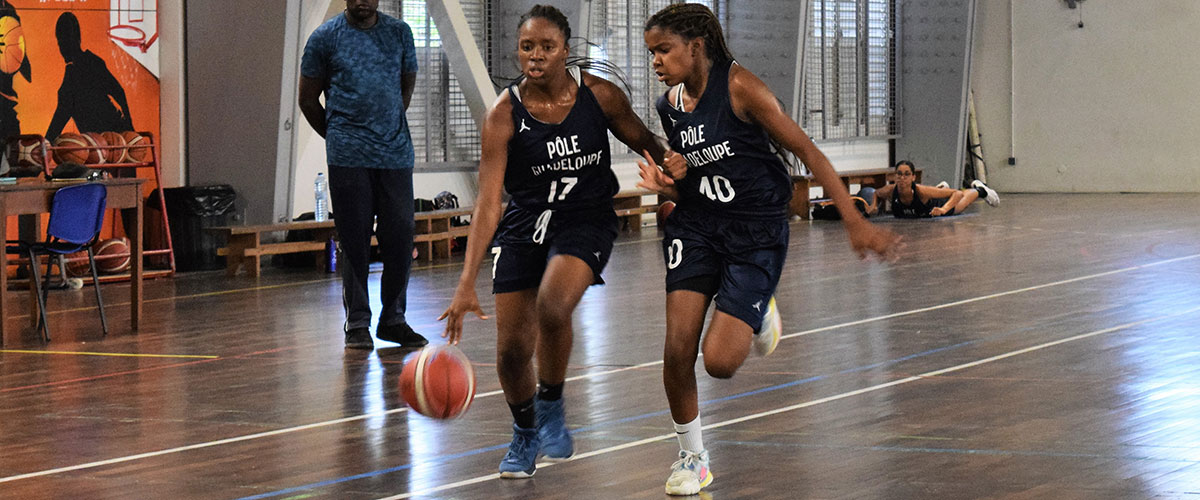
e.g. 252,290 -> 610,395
801,0 -> 899,141
380,0 -> 488,170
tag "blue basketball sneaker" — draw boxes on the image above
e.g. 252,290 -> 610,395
535,397 -> 574,461
499,424 -> 539,478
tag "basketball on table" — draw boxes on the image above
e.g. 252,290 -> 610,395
123,132 -> 151,163
53,133 -> 90,165
0,16 -> 25,75
93,237 -> 131,274
83,132 -> 107,164
100,131 -> 127,164
656,200 -> 675,228
8,137 -> 50,168
399,344 -> 476,419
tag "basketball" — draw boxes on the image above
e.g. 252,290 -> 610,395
64,251 -> 91,277
53,133 -> 90,165
123,132 -> 151,163
0,16 -> 24,75
101,131 -> 127,164
93,237 -> 131,274
656,200 -> 675,228
83,132 -> 107,164
8,137 -> 50,168
399,344 -> 476,419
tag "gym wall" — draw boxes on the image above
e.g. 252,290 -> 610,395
973,1 -> 1200,193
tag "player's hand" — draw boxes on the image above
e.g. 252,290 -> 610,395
931,207 -> 947,216
846,219 -> 904,262
662,149 -> 687,181
438,284 -> 489,345
636,149 -> 675,194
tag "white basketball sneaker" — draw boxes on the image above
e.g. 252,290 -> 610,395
665,449 -> 713,496
934,181 -> 950,189
971,179 -> 1001,206
752,296 -> 782,357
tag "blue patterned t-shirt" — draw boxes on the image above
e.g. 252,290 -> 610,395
301,13 -> 418,169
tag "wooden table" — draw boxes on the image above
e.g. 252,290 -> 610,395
0,179 -> 144,346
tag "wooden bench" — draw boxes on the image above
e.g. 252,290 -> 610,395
211,207 -> 474,277
791,167 -> 922,219
612,189 -> 662,231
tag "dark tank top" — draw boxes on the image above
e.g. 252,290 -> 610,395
655,61 -> 791,220
504,67 -> 616,211
891,185 -> 935,218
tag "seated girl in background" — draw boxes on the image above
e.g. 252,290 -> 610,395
867,160 -> 1000,218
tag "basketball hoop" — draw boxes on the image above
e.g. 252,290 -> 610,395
108,24 -> 147,52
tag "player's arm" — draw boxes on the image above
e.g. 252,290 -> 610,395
729,65 -> 901,259
866,183 -> 894,215
586,73 -> 668,161
298,76 -> 328,138
927,186 -> 962,216
439,93 -> 514,343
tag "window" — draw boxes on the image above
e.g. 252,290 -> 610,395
380,0 -> 489,170
802,0 -> 899,140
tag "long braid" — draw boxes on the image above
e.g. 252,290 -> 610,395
644,4 -> 734,66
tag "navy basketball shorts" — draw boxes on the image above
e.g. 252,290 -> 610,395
491,206 -> 618,294
661,208 -> 789,331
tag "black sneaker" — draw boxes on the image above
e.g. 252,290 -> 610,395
345,327 -> 374,350
377,323 -> 428,348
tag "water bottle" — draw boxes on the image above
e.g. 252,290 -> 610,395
314,173 -> 329,222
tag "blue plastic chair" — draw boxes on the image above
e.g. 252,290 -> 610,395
6,183 -> 109,341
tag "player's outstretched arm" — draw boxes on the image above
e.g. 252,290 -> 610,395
728,65 -> 902,260
439,94 -> 513,343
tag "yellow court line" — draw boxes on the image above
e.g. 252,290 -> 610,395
0,350 -> 219,359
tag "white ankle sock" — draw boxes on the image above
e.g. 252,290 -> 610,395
673,416 -> 705,454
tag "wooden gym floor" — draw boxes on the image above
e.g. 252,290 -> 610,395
2,193 -> 1200,499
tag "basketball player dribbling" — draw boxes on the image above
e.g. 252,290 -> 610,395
635,4 -> 904,495
439,5 -> 669,479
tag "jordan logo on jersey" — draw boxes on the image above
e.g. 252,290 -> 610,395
519,119 -> 531,133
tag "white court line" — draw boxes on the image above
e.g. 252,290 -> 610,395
1,252 -> 1196,485
379,305 -> 1200,499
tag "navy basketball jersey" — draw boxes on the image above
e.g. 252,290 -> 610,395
890,185 -> 934,218
655,61 -> 792,219
505,67 -> 616,210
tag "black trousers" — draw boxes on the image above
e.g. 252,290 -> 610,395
327,166 -> 415,332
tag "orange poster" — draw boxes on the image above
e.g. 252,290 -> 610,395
5,0 -> 159,149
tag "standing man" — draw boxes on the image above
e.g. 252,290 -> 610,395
298,0 -> 427,349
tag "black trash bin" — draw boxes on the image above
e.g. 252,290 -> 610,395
148,185 -> 237,272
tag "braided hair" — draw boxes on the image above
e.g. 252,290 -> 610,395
502,5 -> 632,94
643,4 -> 734,66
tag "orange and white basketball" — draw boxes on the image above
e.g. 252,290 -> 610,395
52,133 -> 90,165
7,137 -> 49,167
100,131 -> 127,163
93,237 -> 131,274
123,131 -> 151,163
83,132 -> 107,164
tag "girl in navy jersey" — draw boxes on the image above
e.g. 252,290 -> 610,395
439,5 -> 668,479
636,4 -> 903,495
866,160 -> 1001,218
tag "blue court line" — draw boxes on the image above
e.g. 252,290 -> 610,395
233,339 -> 978,500
237,306 -> 1113,499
